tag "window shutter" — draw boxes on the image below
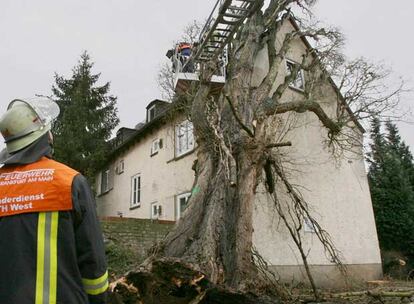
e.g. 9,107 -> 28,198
96,172 -> 102,195
108,164 -> 115,190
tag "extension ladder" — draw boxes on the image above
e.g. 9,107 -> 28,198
193,0 -> 258,63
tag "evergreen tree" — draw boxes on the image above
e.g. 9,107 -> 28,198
367,117 -> 386,176
52,52 -> 119,181
386,121 -> 414,188
368,118 -> 414,255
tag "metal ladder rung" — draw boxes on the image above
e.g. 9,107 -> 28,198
223,12 -> 244,18
213,34 -> 229,38
203,49 -> 219,53
202,48 -> 217,52
205,43 -> 221,47
219,19 -> 240,25
216,28 -> 233,32
227,5 -> 250,12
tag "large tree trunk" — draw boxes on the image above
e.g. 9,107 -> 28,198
161,87 -> 263,289
158,11 -> 267,289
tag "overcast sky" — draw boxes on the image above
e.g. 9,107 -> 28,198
0,0 -> 413,149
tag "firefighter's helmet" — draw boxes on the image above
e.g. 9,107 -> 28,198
0,98 -> 60,153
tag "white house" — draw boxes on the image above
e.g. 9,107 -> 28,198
96,99 -> 197,221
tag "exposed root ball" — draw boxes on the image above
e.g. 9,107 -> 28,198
108,258 -> 280,304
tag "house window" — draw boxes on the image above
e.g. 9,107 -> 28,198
176,192 -> 191,220
101,168 -> 110,194
131,174 -> 141,208
304,217 -> 316,233
147,105 -> 156,122
175,120 -> 194,157
116,160 -> 124,174
286,59 -> 305,91
151,202 -> 163,219
151,138 -> 163,156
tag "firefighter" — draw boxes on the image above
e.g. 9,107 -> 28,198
0,98 -> 108,304
178,42 -> 192,57
178,42 -> 195,73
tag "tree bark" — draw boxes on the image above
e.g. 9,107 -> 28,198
161,80 -> 263,288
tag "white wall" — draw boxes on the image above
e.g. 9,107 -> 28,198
96,118 -> 196,221
250,19 -> 381,267
252,112 -> 381,267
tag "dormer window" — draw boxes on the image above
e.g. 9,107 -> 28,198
145,100 -> 169,123
147,105 -> 156,122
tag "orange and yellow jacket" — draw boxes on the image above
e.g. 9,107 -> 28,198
0,157 -> 108,304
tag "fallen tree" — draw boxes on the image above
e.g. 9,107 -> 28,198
110,0 -> 405,302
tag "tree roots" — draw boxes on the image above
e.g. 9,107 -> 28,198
108,258 -> 281,304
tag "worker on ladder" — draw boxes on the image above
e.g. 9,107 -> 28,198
178,42 -> 195,73
178,42 -> 191,57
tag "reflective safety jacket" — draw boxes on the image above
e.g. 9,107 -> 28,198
0,157 -> 108,304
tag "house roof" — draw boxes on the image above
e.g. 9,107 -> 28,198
146,99 -> 170,110
116,127 -> 137,137
103,101 -> 172,167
